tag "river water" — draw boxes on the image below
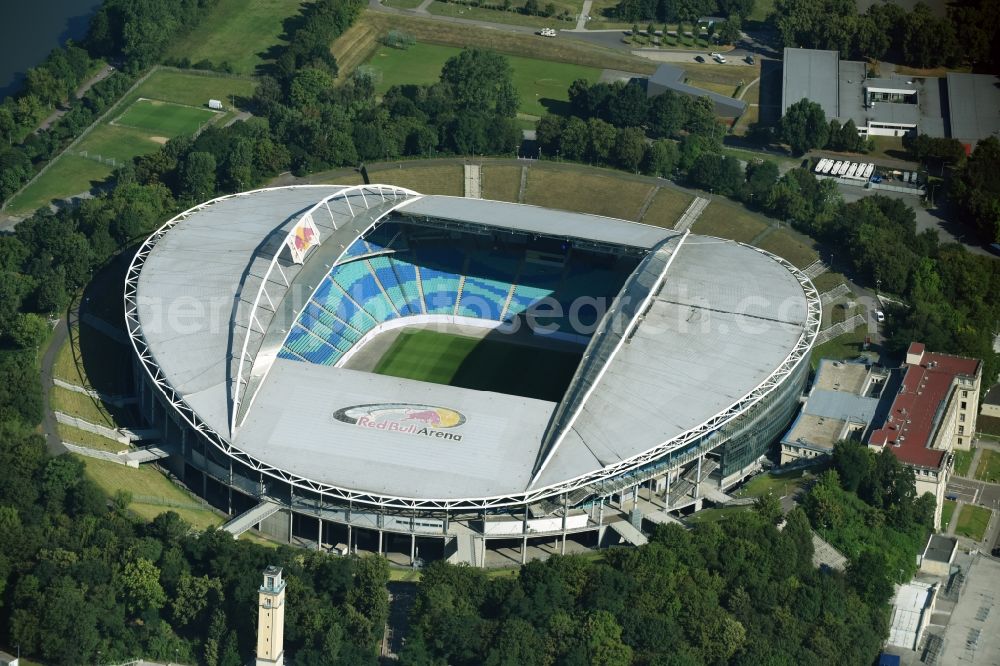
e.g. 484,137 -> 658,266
0,0 -> 102,100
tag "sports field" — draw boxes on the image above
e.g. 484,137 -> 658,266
365,42 -> 601,117
113,99 -> 217,135
373,329 -> 581,402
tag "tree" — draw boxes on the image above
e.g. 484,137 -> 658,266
745,159 -> 779,205
119,557 -> 167,616
832,440 -> 872,492
641,139 -> 678,177
848,549 -> 894,605
587,118 -> 617,164
8,312 -> 48,349
612,127 -> 646,172
179,151 -> 217,201
718,15 -> 742,45
780,98 -> 829,155
289,68 -> 335,109
440,49 -> 519,118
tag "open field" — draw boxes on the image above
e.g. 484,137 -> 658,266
810,325 -> 869,369
365,42 -> 601,117
734,469 -> 808,499
639,187 -> 694,228
953,447 -> 976,477
6,70 -> 256,216
482,165 -> 523,202
690,201 -> 769,243
344,12 -> 659,76
366,164 -> 464,195
955,504 -> 991,541
756,229 -> 818,268
524,167 -> 653,220
58,424 -> 128,453
428,1 -> 578,30
974,448 -> 1000,484
75,124 -> 164,164
941,499 -> 957,532
113,99 -> 217,135
374,329 -> 582,402
167,0 -> 305,73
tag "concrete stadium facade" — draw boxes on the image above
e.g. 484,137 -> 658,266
125,185 -> 820,566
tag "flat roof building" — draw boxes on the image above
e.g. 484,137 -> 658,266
781,48 -> 1000,145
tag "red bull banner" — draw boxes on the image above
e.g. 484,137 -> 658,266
333,403 -> 466,442
285,213 -> 321,264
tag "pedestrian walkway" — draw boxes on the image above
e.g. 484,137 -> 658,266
53,378 -> 136,407
463,164 -> 481,199
610,519 -> 648,546
574,0 -> 592,30
221,498 -> 282,537
673,196 -> 709,232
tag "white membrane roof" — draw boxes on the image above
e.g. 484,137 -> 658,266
134,188 -> 813,503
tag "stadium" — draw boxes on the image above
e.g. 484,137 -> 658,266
125,184 -> 821,566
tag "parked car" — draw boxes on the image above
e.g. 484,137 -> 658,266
694,55 -> 705,63
538,28 -> 557,37
875,310 -> 885,323
710,52 -> 726,63
746,54 -> 755,65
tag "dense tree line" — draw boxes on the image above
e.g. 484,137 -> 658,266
779,99 -> 869,156
613,0 -> 754,25
950,136 -> 1000,244
399,502 -> 890,665
772,0 -> 1000,69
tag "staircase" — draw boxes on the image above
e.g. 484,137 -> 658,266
221,498 -> 282,538
453,275 -> 467,316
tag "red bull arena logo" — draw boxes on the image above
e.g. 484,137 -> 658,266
333,403 -> 466,441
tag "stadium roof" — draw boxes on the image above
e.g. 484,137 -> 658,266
130,187 -> 818,507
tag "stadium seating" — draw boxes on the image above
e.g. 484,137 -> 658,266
279,225 -> 637,366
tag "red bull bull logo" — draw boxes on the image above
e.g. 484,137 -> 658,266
333,403 -> 466,441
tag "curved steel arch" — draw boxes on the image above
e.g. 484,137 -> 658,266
126,193 -> 821,512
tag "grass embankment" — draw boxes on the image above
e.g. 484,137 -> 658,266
755,230 -> 818,269
690,201 -> 769,243
78,456 -> 225,531
366,164 -> 464,195
523,166 -> 654,220
167,0 -> 305,73
638,187 -> 694,228
482,165 -> 523,202
7,70 -> 255,215
428,1 -> 580,30
365,42 -> 601,118
734,469 -> 807,499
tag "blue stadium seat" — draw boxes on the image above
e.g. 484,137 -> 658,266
369,256 -> 413,316
458,277 -> 509,320
388,257 -> 425,314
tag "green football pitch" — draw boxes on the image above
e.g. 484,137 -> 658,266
373,329 -> 582,402
114,99 -> 217,136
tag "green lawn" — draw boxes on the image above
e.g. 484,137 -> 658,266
5,154 -> 113,215
684,506 -> 751,524
953,447 -> 976,477
131,70 -> 257,111
810,325 -> 869,370
374,329 -> 582,402
51,386 -> 118,427
974,448 -> 1000,484
734,470 -> 806,499
955,504 -> 991,541
365,42 -> 601,117
639,187 -> 694,228
113,99 -> 217,136
940,498 -> 957,532
690,201 -> 769,243
75,124 -> 164,164
167,0 -> 306,73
